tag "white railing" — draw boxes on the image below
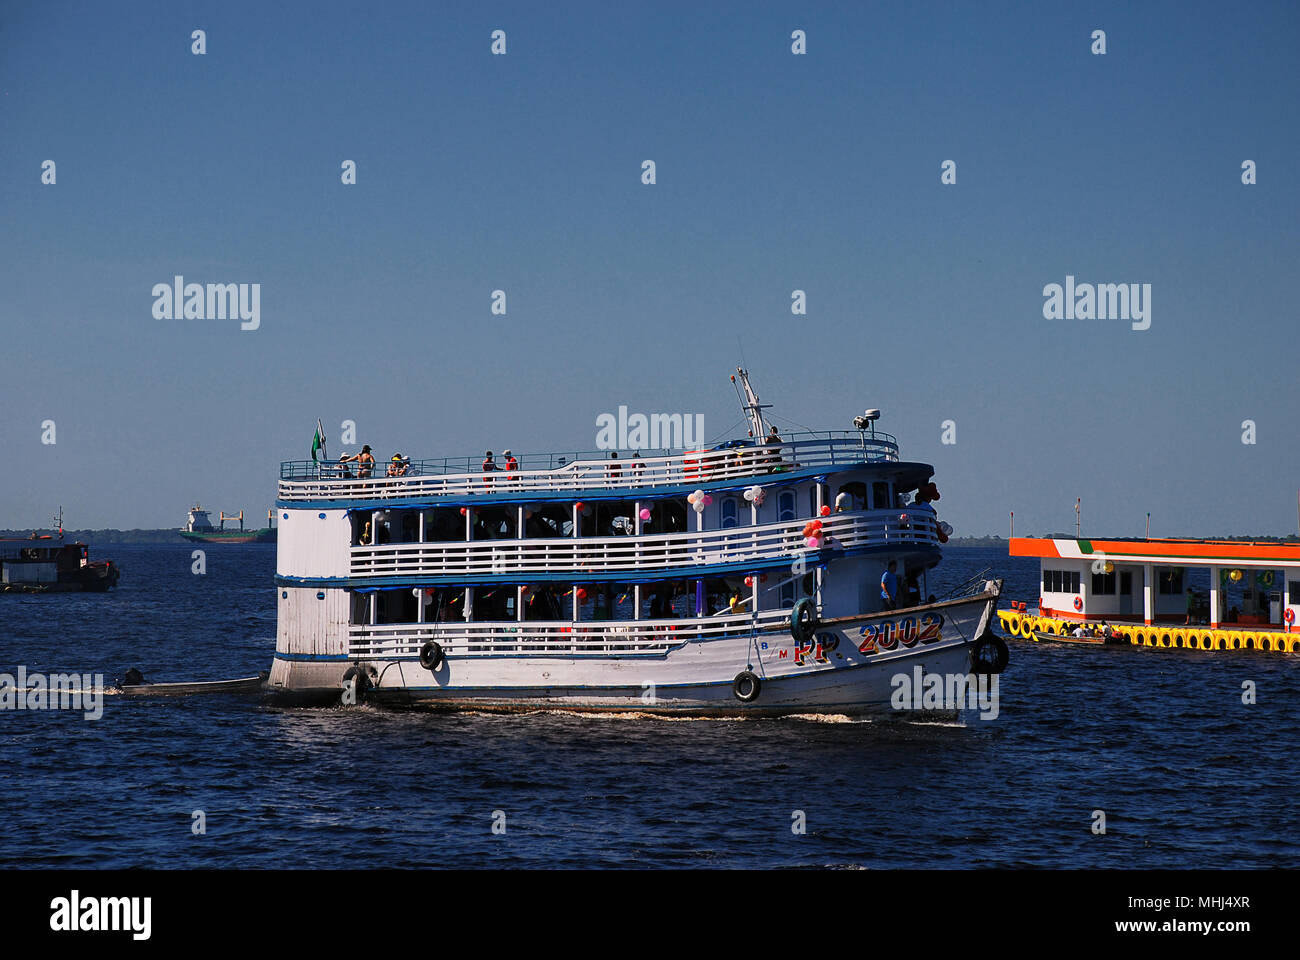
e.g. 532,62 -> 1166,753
348,608 -> 795,659
278,435 -> 899,503
349,509 -> 940,578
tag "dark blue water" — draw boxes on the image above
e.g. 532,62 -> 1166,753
2,544 -> 1296,868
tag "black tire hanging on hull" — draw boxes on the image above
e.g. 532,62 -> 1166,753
732,671 -> 762,703
970,631 -> 1010,674
419,640 -> 445,671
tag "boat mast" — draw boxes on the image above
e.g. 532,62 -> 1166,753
732,367 -> 772,439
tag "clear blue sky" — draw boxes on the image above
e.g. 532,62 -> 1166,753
2,1 -> 1297,536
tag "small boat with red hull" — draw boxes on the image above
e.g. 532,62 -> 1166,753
0,510 -> 120,594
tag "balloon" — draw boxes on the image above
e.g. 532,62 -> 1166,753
812,520 -> 822,530
820,505 -> 831,516
576,588 -> 588,601
702,494 -> 713,506
639,508 -> 652,520
575,501 -> 584,511
743,488 -> 755,501
520,585 -> 529,594
422,594 -> 432,606
806,536 -> 821,549
744,576 -> 754,587
524,509 -> 533,519
459,507 -> 468,515
693,489 -> 705,502
692,500 -> 706,514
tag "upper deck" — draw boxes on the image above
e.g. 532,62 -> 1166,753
278,432 -> 900,505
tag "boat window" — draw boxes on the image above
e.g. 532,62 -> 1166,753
1290,580 -> 1300,603
375,588 -> 418,624
1158,568 -> 1184,594
523,585 -> 565,621
871,482 -> 890,510
778,491 -> 796,522
779,582 -> 796,609
720,497 -> 738,528
838,481 -> 866,510
422,508 -> 462,542
471,585 -> 515,622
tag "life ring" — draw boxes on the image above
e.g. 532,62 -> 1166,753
732,670 -> 761,702
790,597 -> 818,644
1073,596 -> 1083,611
419,640 -> 445,671
971,631 -> 1009,674
1285,608 -> 1296,624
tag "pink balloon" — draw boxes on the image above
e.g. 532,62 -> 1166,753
806,536 -> 820,548
639,508 -> 651,520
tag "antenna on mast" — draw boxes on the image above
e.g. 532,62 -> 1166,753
732,367 -> 772,439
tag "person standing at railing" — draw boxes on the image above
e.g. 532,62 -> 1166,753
503,450 -> 518,486
482,450 -> 498,488
880,560 -> 899,610
607,451 -> 621,485
355,445 -> 374,478
762,426 -> 783,472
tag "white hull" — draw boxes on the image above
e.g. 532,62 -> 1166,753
267,589 -> 999,717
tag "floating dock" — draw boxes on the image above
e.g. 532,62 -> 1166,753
997,536 -> 1300,655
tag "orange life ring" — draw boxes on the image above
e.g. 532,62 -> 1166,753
1073,596 -> 1083,611
1286,608 -> 1296,624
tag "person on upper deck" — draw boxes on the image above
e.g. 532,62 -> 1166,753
387,453 -> 409,477
503,449 -> 518,475
607,451 -> 622,483
762,426 -> 782,472
880,560 -> 899,610
482,450 -> 498,488
343,445 -> 374,478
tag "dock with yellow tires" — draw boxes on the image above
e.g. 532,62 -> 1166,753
996,610 -> 1299,654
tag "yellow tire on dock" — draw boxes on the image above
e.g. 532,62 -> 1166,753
1003,613 -> 1019,636
1256,634 -> 1274,652
1021,618 -> 1037,639
1055,620 -> 1069,636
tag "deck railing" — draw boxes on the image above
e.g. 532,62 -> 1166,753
348,607 -> 795,659
349,508 -> 939,579
278,433 -> 899,502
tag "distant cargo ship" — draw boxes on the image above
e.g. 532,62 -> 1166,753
179,505 -> 276,544
0,509 -> 120,593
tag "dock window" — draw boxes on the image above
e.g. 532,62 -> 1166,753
1043,569 -> 1080,593
1158,568 -> 1184,595
1091,571 -> 1117,595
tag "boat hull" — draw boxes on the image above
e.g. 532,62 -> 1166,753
179,529 -> 276,544
267,588 -> 1001,717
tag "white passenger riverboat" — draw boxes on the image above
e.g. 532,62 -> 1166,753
267,371 -> 1006,715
